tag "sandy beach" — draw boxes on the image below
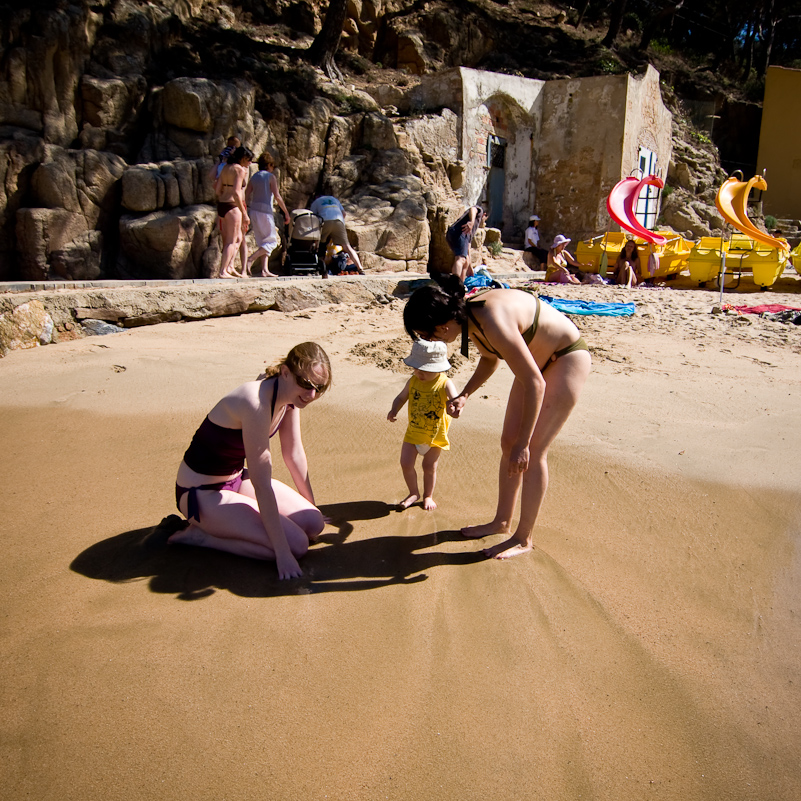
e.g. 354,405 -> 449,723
1,272 -> 800,800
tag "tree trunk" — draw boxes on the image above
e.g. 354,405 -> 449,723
639,1 -> 684,51
760,0 -> 778,75
308,0 -> 349,82
602,0 -> 628,48
576,0 -> 592,29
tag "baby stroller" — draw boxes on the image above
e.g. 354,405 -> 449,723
283,209 -> 326,277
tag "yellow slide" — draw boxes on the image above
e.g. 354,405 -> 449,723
715,176 -> 790,253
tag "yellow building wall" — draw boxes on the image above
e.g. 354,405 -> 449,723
757,66 -> 801,219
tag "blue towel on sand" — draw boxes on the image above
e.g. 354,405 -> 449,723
539,296 -> 636,316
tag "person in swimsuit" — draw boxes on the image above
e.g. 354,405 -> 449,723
403,273 -> 591,560
546,234 -> 587,284
171,342 -> 331,580
215,145 -> 253,278
612,239 -> 642,287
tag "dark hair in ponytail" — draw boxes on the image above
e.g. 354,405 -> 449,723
403,272 -> 467,340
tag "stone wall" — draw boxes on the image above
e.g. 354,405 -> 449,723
536,75 -> 629,244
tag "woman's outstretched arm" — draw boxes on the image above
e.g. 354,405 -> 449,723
241,384 -> 302,579
448,352 -> 499,417
277,406 -> 315,506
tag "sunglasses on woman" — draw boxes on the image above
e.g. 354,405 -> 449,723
290,368 -> 327,394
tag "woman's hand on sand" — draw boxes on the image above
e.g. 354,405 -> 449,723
447,395 -> 467,418
276,552 -> 303,580
508,444 -> 530,475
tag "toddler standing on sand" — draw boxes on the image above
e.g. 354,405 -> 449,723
387,340 -> 457,511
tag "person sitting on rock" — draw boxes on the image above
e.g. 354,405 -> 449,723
524,214 -> 549,266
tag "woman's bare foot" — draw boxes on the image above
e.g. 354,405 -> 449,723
422,496 -> 437,511
398,493 -> 420,509
261,269 -> 277,277
461,520 -> 511,539
168,523 -> 208,546
482,536 -> 534,560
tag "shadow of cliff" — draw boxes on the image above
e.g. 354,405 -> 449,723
70,500 -> 484,600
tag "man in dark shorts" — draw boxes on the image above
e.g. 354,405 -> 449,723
309,195 -> 364,274
445,205 -> 484,281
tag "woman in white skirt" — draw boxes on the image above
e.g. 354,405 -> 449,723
245,153 -> 290,277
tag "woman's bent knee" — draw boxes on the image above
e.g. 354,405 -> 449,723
290,508 -> 325,540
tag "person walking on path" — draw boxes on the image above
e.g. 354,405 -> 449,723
245,153 -> 290,277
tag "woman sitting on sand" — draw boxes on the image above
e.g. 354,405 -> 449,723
612,239 -> 642,287
215,145 -> 253,278
171,342 -> 330,579
546,235 -> 586,284
403,274 -> 591,560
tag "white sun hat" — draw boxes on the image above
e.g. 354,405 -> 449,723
529,214 -> 541,221
404,339 -> 451,372
552,234 -> 571,248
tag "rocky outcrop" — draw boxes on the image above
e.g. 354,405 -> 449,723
118,204 -> 219,279
0,276 -> 400,355
658,100 -> 729,239
0,300 -> 54,357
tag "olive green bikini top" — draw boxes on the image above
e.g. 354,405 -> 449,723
462,289 -> 540,358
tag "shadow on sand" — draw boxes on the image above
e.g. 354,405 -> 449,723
70,500 -> 485,600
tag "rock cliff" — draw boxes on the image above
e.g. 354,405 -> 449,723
0,0 -> 736,282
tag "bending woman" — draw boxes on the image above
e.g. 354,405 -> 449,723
403,274 -> 591,560
171,342 -> 330,579
215,145 -> 253,278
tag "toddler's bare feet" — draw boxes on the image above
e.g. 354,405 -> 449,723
483,536 -> 534,560
398,493 -> 420,510
461,520 -> 511,539
422,496 -> 437,511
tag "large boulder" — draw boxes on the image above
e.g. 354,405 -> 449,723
0,133 -> 46,279
345,176 -> 430,272
81,73 -> 147,129
121,159 -> 215,212
50,230 -> 103,281
30,146 -> 126,228
0,301 -> 54,358
0,6 -> 102,145
15,208 -> 89,280
138,78 -> 268,163
118,204 -> 218,279
14,146 -> 125,278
